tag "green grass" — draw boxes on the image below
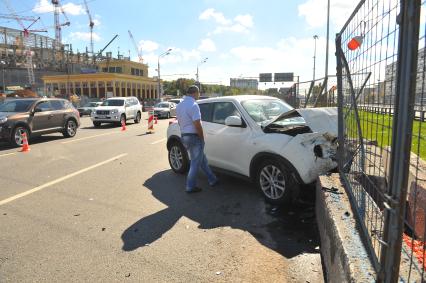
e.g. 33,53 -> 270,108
346,110 -> 426,159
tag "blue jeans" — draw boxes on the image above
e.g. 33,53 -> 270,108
181,135 -> 217,191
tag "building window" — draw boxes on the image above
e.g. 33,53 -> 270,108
102,67 -> 108,72
116,67 -> 122,73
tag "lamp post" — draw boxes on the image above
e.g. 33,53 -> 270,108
313,35 -> 319,83
196,57 -> 208,92
157,48 -> 172,100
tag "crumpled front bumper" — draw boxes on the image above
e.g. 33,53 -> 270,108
283,132 -> 338,184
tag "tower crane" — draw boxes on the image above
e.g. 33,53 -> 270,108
1,0 -> 47,86
128,30 -> 143,63
51,0 -> 70,50
83,0 -> 94,55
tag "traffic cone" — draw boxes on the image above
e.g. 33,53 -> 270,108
20,132 -> 30,152
121,120 -> 126,131
155,116 -> 158,124
147,111 -> 154,134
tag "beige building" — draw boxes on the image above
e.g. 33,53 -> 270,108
42,59 -> 159,100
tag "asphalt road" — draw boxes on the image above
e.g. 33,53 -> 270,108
0,114 -> 324,282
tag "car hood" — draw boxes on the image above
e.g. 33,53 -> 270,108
296,107 -> 337,136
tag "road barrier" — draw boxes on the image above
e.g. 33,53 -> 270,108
147,110 -> 154,134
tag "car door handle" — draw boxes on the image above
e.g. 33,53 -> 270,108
48,114 -> 54,118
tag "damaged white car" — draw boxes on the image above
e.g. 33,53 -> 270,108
166,95 -> 337,204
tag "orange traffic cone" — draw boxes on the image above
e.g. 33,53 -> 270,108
121,120 -> 126,131
20,132 -> 30,152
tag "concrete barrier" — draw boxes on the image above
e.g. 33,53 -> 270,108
316,174 -> 376,282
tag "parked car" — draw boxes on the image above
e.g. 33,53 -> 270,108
90,96 -> 142,127
0,97 -> 80,147
166,95 -> 337,204
154,102 -> 176,119
169,98 -> 183,104
77,101 -> 102,117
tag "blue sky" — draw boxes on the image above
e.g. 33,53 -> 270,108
0,0 -> 359,87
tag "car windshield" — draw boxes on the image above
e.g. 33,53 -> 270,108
241,99 -> 293,125
155,102 -> 169,108
88,102 -> 99,107
0,100 -> 34,112
102,99 -> 124,106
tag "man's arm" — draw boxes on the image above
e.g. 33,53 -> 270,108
193,119 -> 204,141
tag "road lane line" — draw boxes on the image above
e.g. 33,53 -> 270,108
150,138 -> 166,145
0,153 -> 128,206
61,131 -> 119,144
0,152 -> 16,158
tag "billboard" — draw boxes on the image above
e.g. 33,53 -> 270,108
274,72 -> 294,82
259,73 -> 272,82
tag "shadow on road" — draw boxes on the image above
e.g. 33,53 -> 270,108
0,135 -> 64,151
121,170 -> 320,259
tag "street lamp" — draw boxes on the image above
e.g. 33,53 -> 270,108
313,35 -> 319,83
157,48 -> 172,100
196,57 -> 208,91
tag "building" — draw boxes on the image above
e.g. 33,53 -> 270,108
42,58 -> 159,100
230,78 -> 258,89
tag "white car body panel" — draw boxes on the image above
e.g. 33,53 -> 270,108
167,95 -> 337,184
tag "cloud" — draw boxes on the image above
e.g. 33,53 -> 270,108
198,38 -> 216,52
33,0 -> 84,15
138,40 -> 159,53
199,8 -> 254,35
69,31 -> 101,42
298,0 -> 356,29
199,8 -> 231,25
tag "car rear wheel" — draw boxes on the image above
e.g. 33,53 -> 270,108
93,121 -> 101,127
168,141 -> 189,174
63,119 -> 77,138
167,112 -> 170,119
10,126 -> 29,147
256,159 -> 297,204
134,112 -> 141,124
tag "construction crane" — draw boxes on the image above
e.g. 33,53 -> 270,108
128,30 -> 143,63
2,0 -> 47,86
83,0 -> 94,55
51,0 -> 70,50
0,14 -> 38,22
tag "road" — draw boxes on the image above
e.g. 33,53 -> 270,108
0,114 -> 323,282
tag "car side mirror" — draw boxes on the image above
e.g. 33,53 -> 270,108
225,116 -> 243,127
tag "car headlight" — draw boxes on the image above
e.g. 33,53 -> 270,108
111,109 -> 118,114
91,109 -> 97,114
0,116 -> 7,124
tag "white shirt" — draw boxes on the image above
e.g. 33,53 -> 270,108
176,96 -> 201,134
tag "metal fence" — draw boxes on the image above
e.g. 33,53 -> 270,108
336,0 -> 425,281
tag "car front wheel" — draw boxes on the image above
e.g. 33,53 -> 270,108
256,159 -> 297,204
63,119 -> 77,138
93,121 -> 101,127
134,112 -> 141,124
11,126 -> 29,147
168,141 -> 189,174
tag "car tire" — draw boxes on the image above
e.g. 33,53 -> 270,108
168,140 -> 189,174
256,159 -> 298,204
93,121 -> 101,127
167,112 -> 170,119
63,119 -> 78,138
134,112 -> 141,124
10,126 -> 29,147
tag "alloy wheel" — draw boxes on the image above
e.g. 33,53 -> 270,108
259,165 -> 286,200
170,145 -> 183,170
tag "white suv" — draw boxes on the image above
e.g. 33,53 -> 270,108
91,97 -> 142,127
166,95 -> 338,204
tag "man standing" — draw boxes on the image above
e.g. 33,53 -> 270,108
176,85 -> 217,193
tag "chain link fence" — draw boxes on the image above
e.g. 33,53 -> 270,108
336,0 -> 425,281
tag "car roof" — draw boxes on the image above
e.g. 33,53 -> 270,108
4,97 -> 66,102
197,95 -> 280,104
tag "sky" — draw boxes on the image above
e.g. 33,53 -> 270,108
0,0 -> 360,88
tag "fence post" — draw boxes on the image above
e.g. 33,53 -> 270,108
378,0 -> 421,281
336,34 -> 345,171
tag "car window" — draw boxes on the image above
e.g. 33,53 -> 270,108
0,100 -> 34,112
212,102 -> 240,124
51,100 -> 65,110
35,101 -> 52,112
102,99 -> 124,106
199,103 -> 213,122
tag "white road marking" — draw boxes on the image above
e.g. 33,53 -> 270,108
0,152 -> 16,158
61,131 -> 119,144
0,153 -> 128,206
150,138 -> 166,145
